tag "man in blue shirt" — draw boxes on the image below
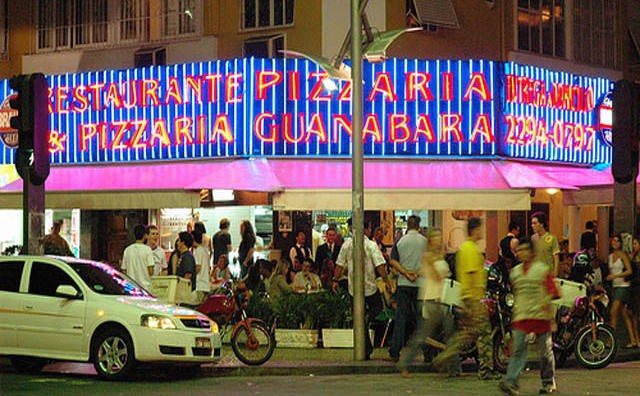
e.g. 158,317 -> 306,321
388,215 -> 427,361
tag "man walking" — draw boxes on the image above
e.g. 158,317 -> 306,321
499,238 -> 559,395
388,215 -> 426,362
432,217 -> 500,380
122,224 -> 154,289
531,212 -> 560,278
333,220 -> 392,359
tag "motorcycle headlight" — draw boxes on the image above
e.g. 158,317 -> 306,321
141,314 -> 177,330
505,292 -> 515,308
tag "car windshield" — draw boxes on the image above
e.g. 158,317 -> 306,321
66,260 -> 152,297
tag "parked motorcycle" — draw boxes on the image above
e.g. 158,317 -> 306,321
197,282 -> 276,366
435,263 -> 513,372
485,262 -> 514,373
552,285 -> 617,369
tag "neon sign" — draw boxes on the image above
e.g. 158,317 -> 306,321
0,59 -> 612,165
500,62 -> 612,164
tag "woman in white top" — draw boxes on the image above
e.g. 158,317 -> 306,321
399,229 -> 459,377
606,234 -> 636,348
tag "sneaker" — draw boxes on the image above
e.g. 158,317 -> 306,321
499,381 -> 520,396
539,384 -> 556,394
478,372 -> 502,380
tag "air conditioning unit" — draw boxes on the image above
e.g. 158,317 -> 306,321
243,35 -> 285,58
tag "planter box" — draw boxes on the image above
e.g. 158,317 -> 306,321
321,328 -> 375,348
275,329 -> 319,348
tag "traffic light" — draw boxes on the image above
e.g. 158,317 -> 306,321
8,73 -> 50,185
612,80 -> 640,184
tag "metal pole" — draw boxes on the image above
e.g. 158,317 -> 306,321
22,160 -> 30,255
351,0 -> 366,361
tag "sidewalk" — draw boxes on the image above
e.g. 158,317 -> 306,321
202,344 -> 640,377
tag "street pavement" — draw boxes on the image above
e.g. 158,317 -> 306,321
2,343 -> 639,378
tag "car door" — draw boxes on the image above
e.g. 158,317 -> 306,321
17,259 -> 87,360
0,259 -> 26,353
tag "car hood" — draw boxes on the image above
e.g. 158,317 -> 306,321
111,296 -> 203,317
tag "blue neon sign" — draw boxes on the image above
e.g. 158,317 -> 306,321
0,58 -> 612,165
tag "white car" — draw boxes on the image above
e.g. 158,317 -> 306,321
0,255 -> 221,380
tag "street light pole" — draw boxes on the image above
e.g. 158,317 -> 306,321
350,0 -> 366,361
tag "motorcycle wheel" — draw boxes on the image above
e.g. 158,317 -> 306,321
231,320 -> 275,366
574,324 -> 618,369
493,329 -> 512,374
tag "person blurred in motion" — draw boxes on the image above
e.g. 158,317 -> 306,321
399,228 -> 459,377
499,237 -> 559,396
432,217 -> 500,380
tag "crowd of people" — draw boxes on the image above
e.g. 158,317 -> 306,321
113,211 -> 640,395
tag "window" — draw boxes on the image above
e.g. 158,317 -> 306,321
35,0 -> 198,52
573,0 -> 620,69
0,0 -> 7,60
406,0 -> 459,29
120,0 -> 150,43
0,261 -> 24,292
243,34 -> 285,58
36,0 -> 109,50
517,0 -> 565,58
135,47 -> 167,67
242,0 -> 294,30
161,0 -> 199,38
28,262 -> 78,297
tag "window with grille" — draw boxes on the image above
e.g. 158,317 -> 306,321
161,0 -> 199,38
573,0 -> 620,69
517,0 -> 565,58
35,0 -> 198,52
242,0 -> 294,31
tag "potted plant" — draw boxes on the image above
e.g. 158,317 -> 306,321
318,290 -> 374,348
271,292 -> 320,348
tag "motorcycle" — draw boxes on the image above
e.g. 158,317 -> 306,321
433,262 -> 513,372
485,262 -> 514,373
197,281 -> 276,366
552,284 -> 617,369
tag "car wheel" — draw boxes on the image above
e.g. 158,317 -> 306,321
10,356 -> 47,374
92,327 -> 136,380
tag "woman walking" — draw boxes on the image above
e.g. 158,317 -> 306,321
607,234 -> 637,348
238,220 -> 256,280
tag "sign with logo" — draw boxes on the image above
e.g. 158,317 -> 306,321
0,59 -> 613,165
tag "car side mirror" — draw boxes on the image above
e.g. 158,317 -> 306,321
55,285 -> 82,299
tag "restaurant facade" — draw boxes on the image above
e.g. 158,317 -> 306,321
0,57 -> 619,265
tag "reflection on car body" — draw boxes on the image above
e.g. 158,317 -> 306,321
0,255 -> 221,380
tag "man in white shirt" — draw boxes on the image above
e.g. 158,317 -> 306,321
146,224 -> 167,276
193,229 -> 211,303
333,219 -> 391,359
121,224 -> 155,289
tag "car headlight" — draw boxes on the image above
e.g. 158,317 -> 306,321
141,314 -> 177,329
505,292 -> 515,308
210,319 -> 219,334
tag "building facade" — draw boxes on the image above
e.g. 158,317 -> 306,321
1,0 -> 638,264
